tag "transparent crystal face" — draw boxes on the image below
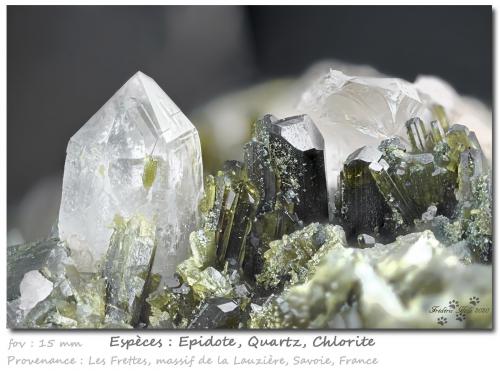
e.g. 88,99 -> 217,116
19,270 -> 53,312
298,70 -> 434,217
58,72 -> 203,277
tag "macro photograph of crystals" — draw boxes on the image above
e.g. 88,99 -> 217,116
7,5 -> 492,329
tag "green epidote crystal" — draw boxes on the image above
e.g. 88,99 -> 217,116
11,215 -> 157,328
103,214 -> 157,326
244,114 -> 277,213
257,223 -> 346,289
177,161 -> 259,284
249,231 -> 492,329
335,116 -> 491,247
244,114 -> 328,278
171,112 -> 491,329
445,124 -> 485,170
142,155 -> 159,190
454,149 -> 492,262
335,146 -> 393,239
372,138 -> 457,222
178,113 -> 328,287
268,115 -> 328,224
147,279 -> 196,328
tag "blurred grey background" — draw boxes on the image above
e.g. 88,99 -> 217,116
7,5 -> 492,242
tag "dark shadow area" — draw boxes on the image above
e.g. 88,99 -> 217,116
7,5 -> 492,206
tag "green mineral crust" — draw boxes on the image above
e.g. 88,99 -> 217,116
256,223 -> 346,289
7,215 -> 157,328
103,214 -> 157,327
249,231 -> 492,329
6,89 -> 492,329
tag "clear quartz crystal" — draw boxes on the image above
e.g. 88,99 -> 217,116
298,70 -> 434,217
58,71 -> 203,278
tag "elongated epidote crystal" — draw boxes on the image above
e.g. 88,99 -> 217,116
58,72 -> 203,278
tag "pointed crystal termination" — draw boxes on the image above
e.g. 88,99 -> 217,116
298,70 -> 435,218
268,114 -> 328,224
103,215 -> 156,327
244,114 -> 328,278
405,117 -> 428,152
58,71 -> 203,277
445,124 -> 487,170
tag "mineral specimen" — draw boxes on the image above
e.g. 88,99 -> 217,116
334,146 -> 391,238
7,238 -> 68,302
103,215 -> 156,326
298,70 -> 450,218
177,113 -> 327,286
267,114 -> 328,223
334,115 -> 490,249
249,231 -> 492,329
188,298 -> 240,329
7,238 -> 107,328
256,223 -> 346,289
244,114 -> 328,277
58,71 -> 203,278
7,238 -> 70,327
6,70 -> 492,330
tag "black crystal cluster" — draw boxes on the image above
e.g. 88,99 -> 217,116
146,111 -> 491,329
147,114 -> 330,328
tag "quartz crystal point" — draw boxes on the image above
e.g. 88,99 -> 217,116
298,70 -> 437,218
58,71 -> 203,277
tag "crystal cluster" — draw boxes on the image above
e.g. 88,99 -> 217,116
7,70 -> 492,329
250,231 -> 492,329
